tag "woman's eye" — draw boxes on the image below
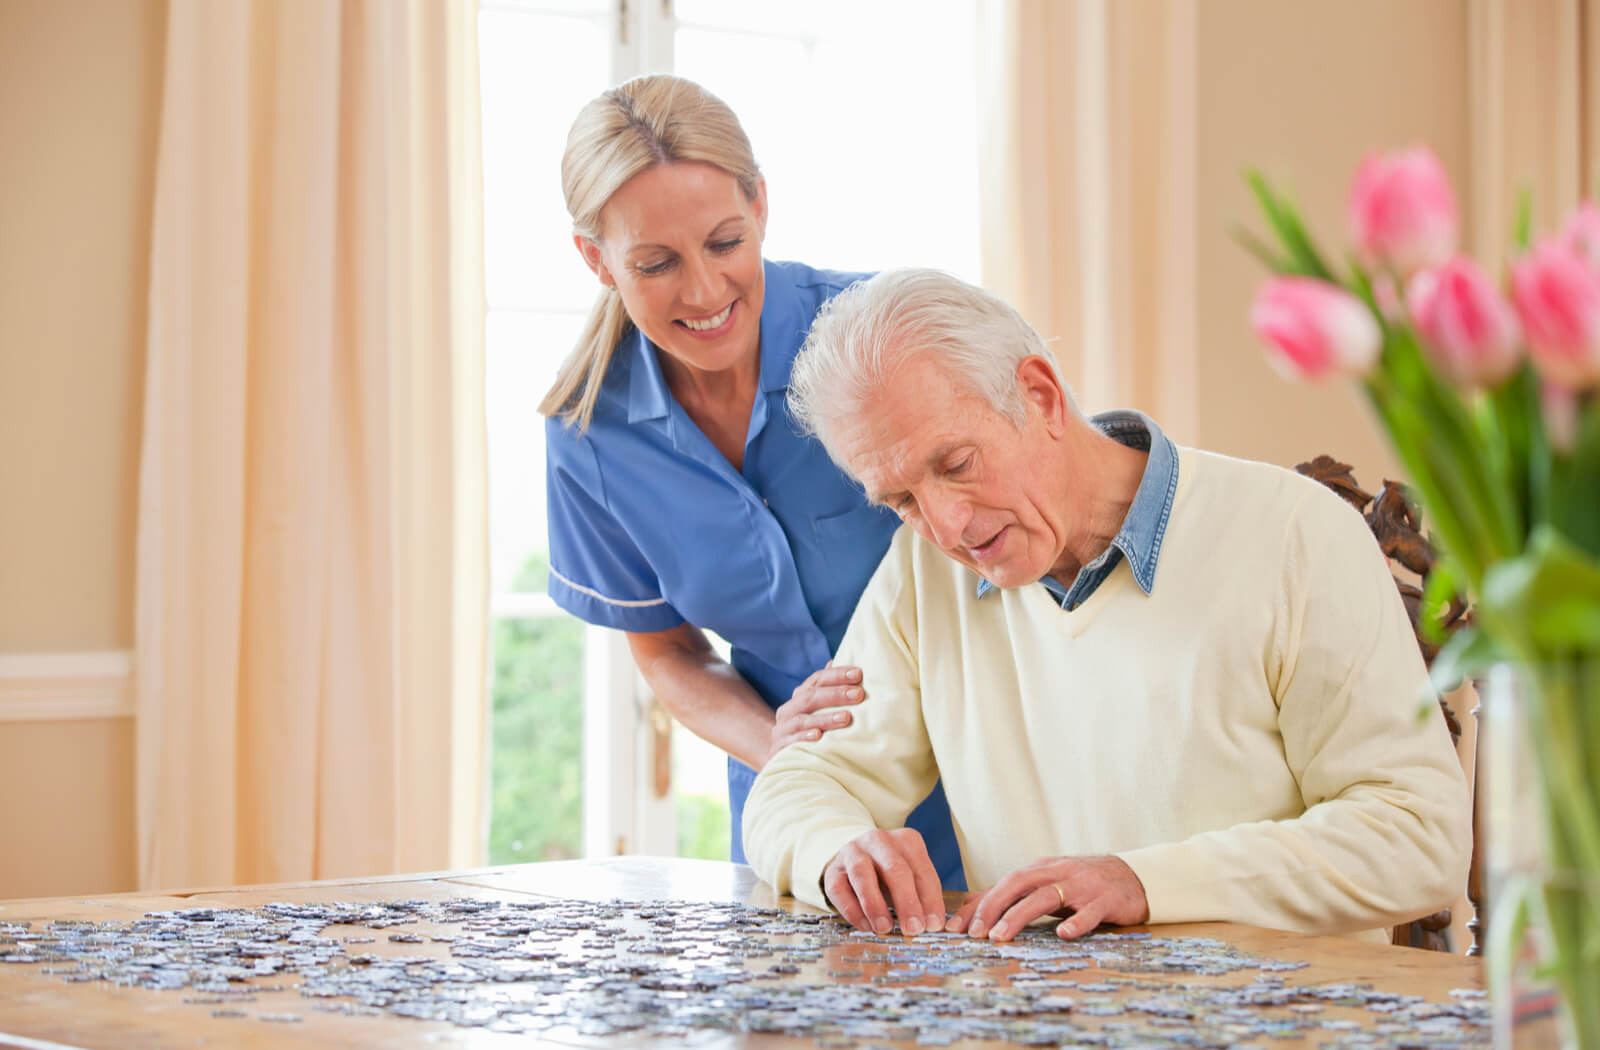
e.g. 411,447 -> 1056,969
636,259 -> 673,276
710,237 -> 744,254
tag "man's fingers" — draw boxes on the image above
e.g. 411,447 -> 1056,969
877,833 -> 945,935
946,892 -> 982,933
823,863 -> 871,932
964,870 -> 1039,939
848,853 -> 895,935
989,883 -> 1063,942
1056,898 -> 1108,940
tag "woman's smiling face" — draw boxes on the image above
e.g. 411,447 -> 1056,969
578,161 -> 768,377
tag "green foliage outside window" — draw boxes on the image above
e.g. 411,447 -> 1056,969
488,552 -> 735,865
488,555 -> 583,864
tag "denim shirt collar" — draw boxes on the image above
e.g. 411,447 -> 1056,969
976,410 -> 1179,610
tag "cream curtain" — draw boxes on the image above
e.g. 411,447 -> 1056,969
981,0 -> 1600,450
1469,0 -> 1600,270
135,0 -> 487,891
976,0 -> 1198,440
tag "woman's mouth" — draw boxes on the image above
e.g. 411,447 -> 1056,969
677,301 -> 735,334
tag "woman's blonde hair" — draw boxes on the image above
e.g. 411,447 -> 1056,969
540,75 -> 763,429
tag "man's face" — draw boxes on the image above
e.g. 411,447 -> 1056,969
832,355 -> 1072,588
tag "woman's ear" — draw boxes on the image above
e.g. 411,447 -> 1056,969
752,177 -> 769,240
574,234 -> 614,288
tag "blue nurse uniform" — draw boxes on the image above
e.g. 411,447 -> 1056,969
545,259 -> 964,887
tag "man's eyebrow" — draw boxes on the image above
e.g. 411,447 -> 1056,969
860,443 -> 964,507
923,442 -> 964,470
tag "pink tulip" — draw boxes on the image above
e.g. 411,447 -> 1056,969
1559,201 -> 1600,269
1348,146 -> 1459,276
1510,239 -> 1600,390
1406,258 -> 1521,386
1250,277 -> 1382,381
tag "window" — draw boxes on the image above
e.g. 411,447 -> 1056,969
478,0 -> 979,864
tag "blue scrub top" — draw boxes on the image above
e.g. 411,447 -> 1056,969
545,259 -> 962,886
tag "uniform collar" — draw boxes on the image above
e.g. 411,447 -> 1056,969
975,410 -> 1179,604
626,258 -> 795,424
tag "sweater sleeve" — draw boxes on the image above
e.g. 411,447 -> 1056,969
742,533 -> 943,911
1117,486 -> 1472,936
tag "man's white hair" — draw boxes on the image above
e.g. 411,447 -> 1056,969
788,268 -> 1073,461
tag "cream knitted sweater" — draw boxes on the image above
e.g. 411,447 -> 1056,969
744,447 -> 1471,939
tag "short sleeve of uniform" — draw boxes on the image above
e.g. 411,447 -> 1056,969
544,417 -> 685,633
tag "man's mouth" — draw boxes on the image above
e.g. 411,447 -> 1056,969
968,527 -> 1006,558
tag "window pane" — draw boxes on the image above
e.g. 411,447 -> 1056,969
486,309 -> 584,594
674,0 -> 981,279
478,8 -> 610,312
673,706 -> 730,860
672,0 -> 832,36
488,611 -> 585,863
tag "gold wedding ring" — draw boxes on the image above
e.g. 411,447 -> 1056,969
1052,883 -> 1066,910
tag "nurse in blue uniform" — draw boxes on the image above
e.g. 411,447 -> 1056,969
540,74 -> 963,887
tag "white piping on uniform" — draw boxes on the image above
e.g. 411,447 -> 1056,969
548,567 -> 669,608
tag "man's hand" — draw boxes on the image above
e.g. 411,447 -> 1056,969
822,828 -> 948,936
768,662 -> 866,763
948,855 -> 1148,941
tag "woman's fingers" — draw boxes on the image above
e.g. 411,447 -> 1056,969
783,666 -> 866,714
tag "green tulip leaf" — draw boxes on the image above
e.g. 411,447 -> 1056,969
1426,623 -> 1504,696
1232,223 -> 1288,274
1479,526 -> 1600,655
1514,188 -> 1533,252
1419,557 -> 1463,646
1244,171 -> 1335,281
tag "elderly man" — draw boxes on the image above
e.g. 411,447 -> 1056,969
744,269 -> 1471,945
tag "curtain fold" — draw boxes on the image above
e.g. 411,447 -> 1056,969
976,0 -> 1197,439
1468,0 -> 1600,270
135,0 -> 486,891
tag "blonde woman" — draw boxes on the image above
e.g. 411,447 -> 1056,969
542,75 -> 962,884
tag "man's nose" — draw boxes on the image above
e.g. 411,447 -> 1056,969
922,493 -> 973,551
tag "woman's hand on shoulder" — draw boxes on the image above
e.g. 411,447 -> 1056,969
767,662 -> 866,765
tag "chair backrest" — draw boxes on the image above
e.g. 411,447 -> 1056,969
1294,455 -> 1481,954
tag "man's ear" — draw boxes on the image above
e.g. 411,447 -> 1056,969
1016,356 -> 1068,435
574,234 -> 615,288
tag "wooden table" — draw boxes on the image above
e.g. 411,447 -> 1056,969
0,857 -> 1488,1049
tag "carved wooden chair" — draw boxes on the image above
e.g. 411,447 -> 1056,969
1294,456 -> 1481,955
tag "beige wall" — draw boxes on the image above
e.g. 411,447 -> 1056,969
1192,0 -> 1472,484
0,0 -> 165,897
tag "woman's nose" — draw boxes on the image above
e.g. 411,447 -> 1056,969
679,252 -> 723,309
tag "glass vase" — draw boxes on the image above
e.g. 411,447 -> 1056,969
1482,661 -> 1600,1050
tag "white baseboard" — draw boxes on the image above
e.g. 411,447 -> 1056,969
0,651 -> 134,722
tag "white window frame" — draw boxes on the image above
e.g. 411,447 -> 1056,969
481,0 -> 683,862
482,0 -> 979,864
